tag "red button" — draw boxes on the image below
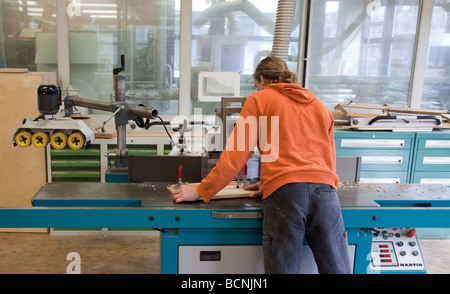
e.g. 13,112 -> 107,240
407,228 -> 417,238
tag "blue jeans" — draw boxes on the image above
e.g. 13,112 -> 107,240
262,182 -> 351,274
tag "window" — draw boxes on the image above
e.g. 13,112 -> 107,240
66,0 -> 181,115
422,0 -> 450,110
1,0 -> 57,72
0,1 -> 446,114
190,0 -> 302,114
308,0 -> 420,110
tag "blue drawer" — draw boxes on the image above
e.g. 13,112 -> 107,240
416,138 -> 450,150
412,172 -> 450,186
335,132 -> 414,183
411,133 -> 450,184
334,132 -> 414,150
336,149 -> 410,171
414,149 -> 450,172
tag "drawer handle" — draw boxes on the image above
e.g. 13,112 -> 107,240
368,115 -> 441,126
423,157 -> 450,164
420,179 -> 450,185
341,139 -> 405,148
212,211 -> 262,219
361,156 -> 403,164
360,178 -> 400,184
425,140 -> 450,148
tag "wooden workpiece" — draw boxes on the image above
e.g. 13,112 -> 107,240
168,181 -> 254,200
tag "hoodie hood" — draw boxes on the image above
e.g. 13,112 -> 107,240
268,83 -> 316,104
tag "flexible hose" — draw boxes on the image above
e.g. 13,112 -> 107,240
271,0 -> 297,61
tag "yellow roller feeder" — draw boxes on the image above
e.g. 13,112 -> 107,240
51,132 -> 68,150
15,131 -> 32,147
68,132 -> 85,150
32,132 -> 49,148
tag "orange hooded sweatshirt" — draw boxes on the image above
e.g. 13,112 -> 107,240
197,83 -> 338,203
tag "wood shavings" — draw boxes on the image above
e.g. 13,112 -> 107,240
131,183 -> 157,190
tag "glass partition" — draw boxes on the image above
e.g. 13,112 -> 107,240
190,0 -> 302,114
65,0 -> 180,114
1,0 -> 57,72
0,1 -> 445,114
422,0 -> 450,110
308,0 -> 420,110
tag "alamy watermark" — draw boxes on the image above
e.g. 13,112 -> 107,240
66,252 -> 81,274
171,108 -> 280,162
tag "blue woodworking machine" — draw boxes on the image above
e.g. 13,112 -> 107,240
0,181 -> 449,274
5,59 -> 450,273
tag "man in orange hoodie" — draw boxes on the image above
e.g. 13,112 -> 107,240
173,56 -> 351,274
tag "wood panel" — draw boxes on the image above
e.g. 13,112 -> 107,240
0,71 -> 56,232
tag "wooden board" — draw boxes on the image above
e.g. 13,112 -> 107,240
338,107 -> 386,118
0,68 -> 29,74
95,130 -> 117,139
0,71 -> 56,233
167,181 -> 254,200
335,103 -> 450,118
342,121 -> 450,131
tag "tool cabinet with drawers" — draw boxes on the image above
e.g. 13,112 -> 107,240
411,132 -> 450,186
334,132 -> 415,184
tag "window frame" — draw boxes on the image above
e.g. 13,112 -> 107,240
53,0 -> 441,115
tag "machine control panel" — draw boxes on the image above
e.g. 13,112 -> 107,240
370,228 -> 426,273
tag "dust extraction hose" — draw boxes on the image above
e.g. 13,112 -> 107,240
271,0 -> 297,61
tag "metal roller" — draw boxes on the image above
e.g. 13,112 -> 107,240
50,132 -> 68,150
32,132 -> 49,148
15,131 -> 32,148
67,132 -> 85,150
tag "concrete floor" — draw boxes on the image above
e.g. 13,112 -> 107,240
418,239 -> 450,274
0,232 -> 448,274
0,232 -> 161,274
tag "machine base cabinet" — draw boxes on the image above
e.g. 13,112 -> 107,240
166,227 -> 425,274
179,245 -> 264,274
178,245 -> 356,274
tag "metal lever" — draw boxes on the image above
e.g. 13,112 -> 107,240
101,105 -> 125,132
113,54 -> 125,75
